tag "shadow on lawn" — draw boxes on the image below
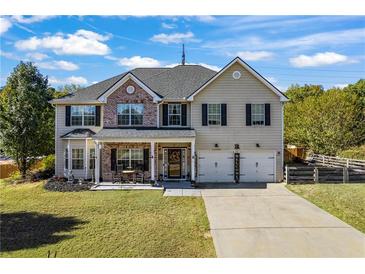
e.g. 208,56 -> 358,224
0,212 -> 86,252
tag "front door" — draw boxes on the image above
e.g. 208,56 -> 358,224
168,149 -> 182,178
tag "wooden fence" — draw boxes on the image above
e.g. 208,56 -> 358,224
0,161 -> 18,179
285,165 -> 365,184
310,154 -> 365,170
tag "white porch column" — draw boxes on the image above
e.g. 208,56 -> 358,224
150,141 -> 155,181
84,139 -> 88,179
95,141 -> 101,183
67,139 -> 72,174
191,140 -> 196,181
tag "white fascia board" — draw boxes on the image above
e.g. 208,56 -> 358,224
98,73 -> 162,103
187,57 -> 289,102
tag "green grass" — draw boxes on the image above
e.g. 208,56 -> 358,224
0,181 -> 215,258
286,183 -> 365,233
338,145 -> 365,160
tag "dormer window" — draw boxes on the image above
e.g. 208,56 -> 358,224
168,104 -> 181,126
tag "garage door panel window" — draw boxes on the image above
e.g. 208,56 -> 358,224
251,104 -> 265,125
208,104 -> 221,125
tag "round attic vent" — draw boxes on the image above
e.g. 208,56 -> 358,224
126,85 -> 135,94
232,71 -> 241,80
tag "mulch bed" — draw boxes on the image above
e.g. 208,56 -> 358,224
44,178 -> 94,192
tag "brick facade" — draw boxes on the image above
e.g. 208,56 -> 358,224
101,142 -> 154,181
103,79 -> 157,127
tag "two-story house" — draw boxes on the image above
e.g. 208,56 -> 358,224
51,57 -> 288,184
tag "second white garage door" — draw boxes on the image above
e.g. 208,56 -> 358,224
240,151 -> 275,182
197,150 -> 275,183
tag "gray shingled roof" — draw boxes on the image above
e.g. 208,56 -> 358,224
61,129 -> 96,138
93,128 -> 196,139
51,65 -> 216,103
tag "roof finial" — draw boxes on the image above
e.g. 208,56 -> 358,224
182,43 -> 186,65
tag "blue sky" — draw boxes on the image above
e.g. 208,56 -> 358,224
1,15 -> 364,91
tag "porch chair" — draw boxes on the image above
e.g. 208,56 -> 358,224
134,172 -> 144,184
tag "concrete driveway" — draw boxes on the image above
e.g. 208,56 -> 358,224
202,183 -> 365,257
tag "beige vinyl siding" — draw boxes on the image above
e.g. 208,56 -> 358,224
191,63 -> 284,181
158,102 -> 191,127
55,105 -> 103,177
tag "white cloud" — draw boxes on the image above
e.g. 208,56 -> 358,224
0,50 -> 19,60
36,60 -> 79,71
161,22 -> 177,29
118,56 -> 161,69
150,31 -> 199,44
289,52 -> 350,67
165,62 -> 220,71
195,16 -> 216,23
333,84 -> 349,89
11,16 -> 55,24
0,17 -> 12,34
236,51 -> 274,61
15,29 -> 111,55
26,52 -> 49,61
48,76 -> 87,85
203,28 -> 365,51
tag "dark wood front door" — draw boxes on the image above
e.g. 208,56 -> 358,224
168,149 -> 182,178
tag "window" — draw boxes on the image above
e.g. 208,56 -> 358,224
117,104 -> 144,126
64,148 -> 68,169
251,104 -> 265,125
168,104 -> 181,126
89,148 -> 95,169
71,106 -> 96,126
72,148 -> 84,170
117,149 -> 144,170
208,104 -> 221,125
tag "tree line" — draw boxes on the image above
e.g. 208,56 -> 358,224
284,80 -> 365,155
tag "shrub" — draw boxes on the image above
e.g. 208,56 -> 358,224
338,145 -> 365,160
40,154 -> 55,171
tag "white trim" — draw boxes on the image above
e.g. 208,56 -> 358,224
85,139 -> 88,179
67,139 -> 71,174
98,73 -> 162,103
191,140 -> 196,181
94,141 -> 101,183
281,101 -> 284,182
93,137 -> 195,143
150,141 -> 155,181
187,57 -> 289,102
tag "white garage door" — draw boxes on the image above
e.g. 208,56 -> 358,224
198,151 -> 234,183
240,151 -> 275,182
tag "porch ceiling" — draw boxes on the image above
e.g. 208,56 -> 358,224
93,128 -> 196,141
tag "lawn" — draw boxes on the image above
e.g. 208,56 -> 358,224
286,183 -> 365,233
0,181 -> 215,258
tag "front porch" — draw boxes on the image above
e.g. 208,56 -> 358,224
92,128 -> 196,185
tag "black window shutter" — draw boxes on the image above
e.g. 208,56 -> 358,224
202,104 -> 208,126
221,104 -> 227,126
65,106 -> 71,126
246,104 -> 252,126
143,148 -> 150,171
111,148 -> 117,172
95,106 -> 101,126
265,103 -> 271,126
162,104 -> 168,126
181,104 -> 187,126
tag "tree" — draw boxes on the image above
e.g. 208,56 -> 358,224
285,84 -> 324,102
0,62 -> 54,178
285,87 -> 364,155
